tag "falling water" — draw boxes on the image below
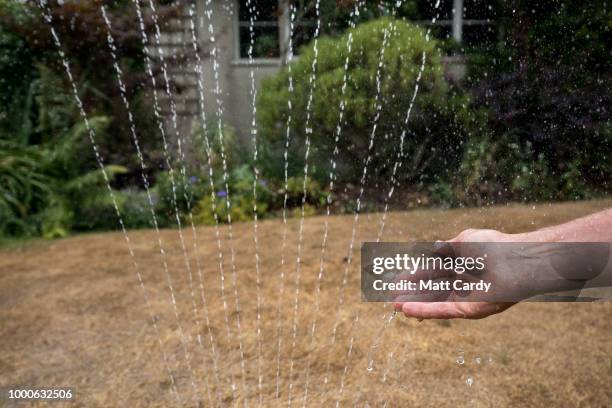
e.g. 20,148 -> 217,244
354,300 -> 397,404
323,2 -> 445,400
300,4 -> 361,405
186,4 -> 228,404
365,311 -> 397,372
334,314 -> 360,408
36,0 -> 182,404
244,0 -> 264,403
358,342 -> 402,407
355,3 -> 444,399
380,344 -> 400,384
201,0 -> 250,402
142,4 -> 211,370
379,344 -> 412,407
275,2 -> 297,398
286,0 -> 322,405
99,6 -> 204,405
38,0 -> 458,404
376,0 -> 442,241
321,20 -> 394,392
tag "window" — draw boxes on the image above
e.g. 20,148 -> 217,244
238,0 -> 280,59
236,1 -> 317,60
459,0 -> 498,47
236,0 -> 498,60
409,0 -> 498,48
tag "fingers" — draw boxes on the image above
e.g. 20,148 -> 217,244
394,301 -> 467,319
393,301 -> 515,320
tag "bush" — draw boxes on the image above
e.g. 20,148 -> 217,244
0,140 -> 49,237
192,164 -> 275,225
118,188 -> 155,230
284,176 -> 328,208
463,42 -> 611,200
460,1 -> 611,203
0,63 -> 129,238
257,18 -> 477,188
190,120 -> 245,175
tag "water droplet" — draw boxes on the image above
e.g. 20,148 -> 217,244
466,377 -> 474,387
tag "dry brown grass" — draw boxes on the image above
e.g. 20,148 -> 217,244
1,199 -> 611,407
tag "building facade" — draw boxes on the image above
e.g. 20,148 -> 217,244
155,0 -> 493,144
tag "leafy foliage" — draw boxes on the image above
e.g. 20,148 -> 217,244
0,140 -> 49,236
192,164 -> 274,225
258,18 -> 477,188
0,62 -> 128,238
462,0 -> 611,203
0,0 -> 180,175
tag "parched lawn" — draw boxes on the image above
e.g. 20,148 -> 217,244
1,199 -> 611,407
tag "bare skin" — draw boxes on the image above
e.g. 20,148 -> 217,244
393,208 -> 612,320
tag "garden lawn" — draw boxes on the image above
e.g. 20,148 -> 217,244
1,199 -> 611,407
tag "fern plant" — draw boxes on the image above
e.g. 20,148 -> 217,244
0,139 -> 49,236
0,64 -> 127,239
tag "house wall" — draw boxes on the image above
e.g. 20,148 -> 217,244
194,0 -> 281,144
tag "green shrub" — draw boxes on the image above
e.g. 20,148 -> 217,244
427,177 -> 459,208
258,17 -> 476,188
117,189 -> 154,230
284,176 -> 328,208
190,121 -> 246,176
65,164 -> 128,234
0,0 -> 40,140
461,1 -> 611,203
192,164 -> 276,225
194,194 -> 253,225
460,127 -> 610,205
0,0 -> 182,239
0,63 -> 129,238
0,140 -> 49,237
153,170 -> 208,227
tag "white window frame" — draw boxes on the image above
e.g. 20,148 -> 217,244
414,0 -> 494,45
232,0 -> 494,64
233,0 -> 285,65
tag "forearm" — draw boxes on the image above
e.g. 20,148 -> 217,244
509,209 -> 612,292
511,208 -> 612,243
395,209 -> 612,319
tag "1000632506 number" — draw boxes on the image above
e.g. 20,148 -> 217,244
2,387 -> 74,401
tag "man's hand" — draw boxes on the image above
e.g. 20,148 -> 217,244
393,229 -> 516,320
393,208 -> 612,320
